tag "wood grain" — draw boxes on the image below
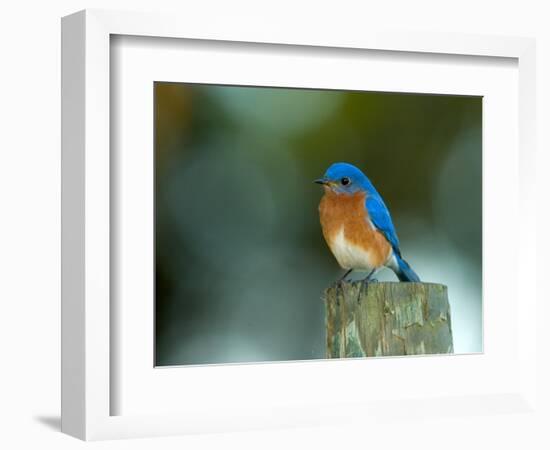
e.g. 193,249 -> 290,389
324,281 -> 453,357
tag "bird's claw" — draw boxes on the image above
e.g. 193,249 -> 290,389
337,269 -> 353,284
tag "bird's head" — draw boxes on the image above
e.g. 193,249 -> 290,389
314,162 -> 369,194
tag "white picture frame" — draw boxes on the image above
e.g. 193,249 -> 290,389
61,9 -> 537,441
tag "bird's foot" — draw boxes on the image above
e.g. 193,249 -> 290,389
362,278 -> 377,296
362,268 -> 378,285
360,272 -> 378,298
337,268 -> 353,284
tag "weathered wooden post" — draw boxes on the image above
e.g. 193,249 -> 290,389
324,281 -> 453,358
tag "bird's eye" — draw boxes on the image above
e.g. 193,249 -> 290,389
341,177 -> 350,186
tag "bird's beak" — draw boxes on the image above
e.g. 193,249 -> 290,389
314,178 -> 328,185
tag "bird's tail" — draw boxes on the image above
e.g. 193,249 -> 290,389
394,254 -> 420,282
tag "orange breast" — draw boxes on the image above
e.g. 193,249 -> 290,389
318,189 -> 392,270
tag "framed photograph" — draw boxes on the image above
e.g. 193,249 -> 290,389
61,9 -> 537,440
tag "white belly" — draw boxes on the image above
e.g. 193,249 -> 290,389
329,227 -> 376,271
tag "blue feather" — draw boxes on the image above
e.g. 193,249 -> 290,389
365,194 -> 420,281
394,253 -> 421,282
318,162 -> 421,282
365,194 -> 401,254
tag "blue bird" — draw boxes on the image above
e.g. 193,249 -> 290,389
315,162 -> 420,282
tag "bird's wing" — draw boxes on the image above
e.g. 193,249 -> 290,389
365,195 -> 401,254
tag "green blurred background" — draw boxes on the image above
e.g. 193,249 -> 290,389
154,82 -> 482,366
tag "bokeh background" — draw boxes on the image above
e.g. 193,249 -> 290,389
154,82 -> 482,366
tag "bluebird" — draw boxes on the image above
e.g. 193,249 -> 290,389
315,162 -> 420,283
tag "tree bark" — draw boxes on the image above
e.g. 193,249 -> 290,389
324,281 -> 453,358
